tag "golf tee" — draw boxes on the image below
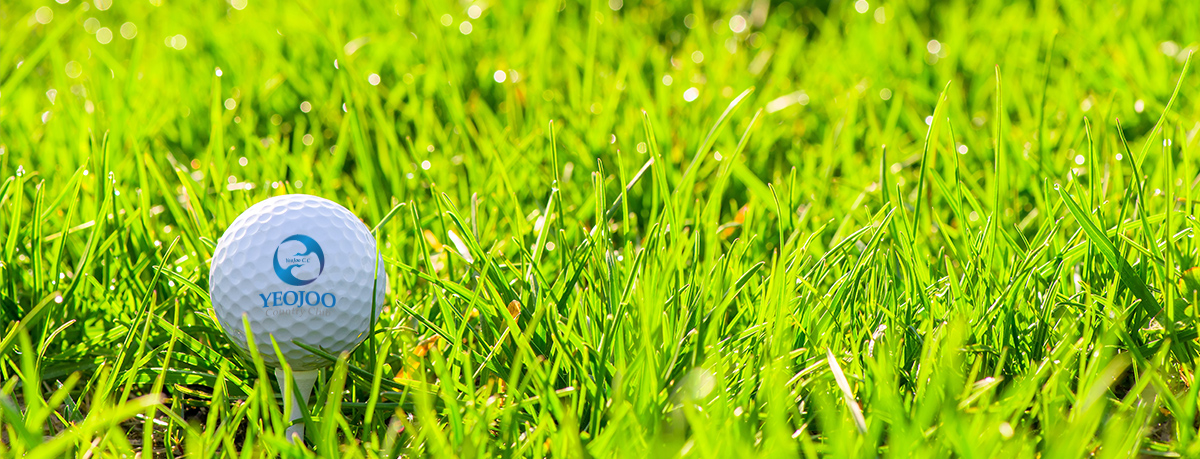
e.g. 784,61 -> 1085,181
275,368 -> 319,443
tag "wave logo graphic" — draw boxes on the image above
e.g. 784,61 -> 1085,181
272,234 -> 325,286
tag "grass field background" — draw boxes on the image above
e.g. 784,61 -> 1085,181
2,0 -> 1200,456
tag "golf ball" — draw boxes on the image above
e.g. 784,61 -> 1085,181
209,194 -> 386,370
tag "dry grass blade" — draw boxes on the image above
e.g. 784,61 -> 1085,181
826,348 -> 867,434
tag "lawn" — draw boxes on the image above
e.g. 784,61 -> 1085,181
2,0 -> 1200,457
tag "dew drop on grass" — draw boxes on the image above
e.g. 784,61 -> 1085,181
66,61 -> 82,78
1134,99 -> 1144,113
729,15 -> 747,33
460,21 -> 473,34
468,5 -> 482,19
84,17 -> 101,33
1074,155 -> 1085,165
120,22 -> 137,39
96,27 -> 113,44
493,70 -> 506,83
854,0 -> 869,14
169,34 -> 188,50
47,89 -> 57,104
1161,41 -> 1181,57
369,73 -> 381,85
35,7 -> 53,24
440,14 -> 452,26
683,87 -> 699,102
957,144 -> 968,154
926,39 -> 941,54
662,75 -> 672,86
874,7 -> 886,23
879,88 -> 892,100
999,422 -> 1014,439
302,134 -> 313,145
300,101 -> 311,113
421,160 -> 431,170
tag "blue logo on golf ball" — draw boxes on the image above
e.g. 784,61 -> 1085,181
272,234 -> 325,286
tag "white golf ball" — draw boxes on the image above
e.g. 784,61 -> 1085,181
209,194 -> 386,370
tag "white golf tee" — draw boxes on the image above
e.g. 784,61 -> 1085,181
275,368 -> 319,442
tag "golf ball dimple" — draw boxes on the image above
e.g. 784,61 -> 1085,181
209,194 -> 386,370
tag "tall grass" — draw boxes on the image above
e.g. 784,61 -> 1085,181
2,0 -> 1199,456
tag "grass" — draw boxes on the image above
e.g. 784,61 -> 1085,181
2,0 -> 1200,456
